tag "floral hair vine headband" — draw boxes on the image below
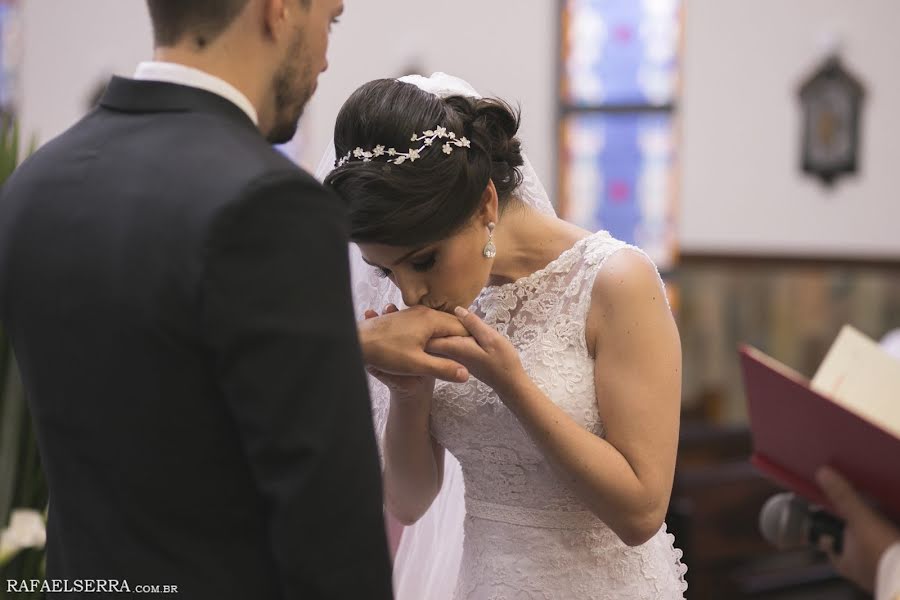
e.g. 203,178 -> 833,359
335,125 -> 471,167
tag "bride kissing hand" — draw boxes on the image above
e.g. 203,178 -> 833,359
426,307 -> 527,400
357,303 -> 471,386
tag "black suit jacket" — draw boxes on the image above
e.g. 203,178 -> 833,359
0,77 -> 392,599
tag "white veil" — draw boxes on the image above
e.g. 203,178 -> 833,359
315,72 -> 555,599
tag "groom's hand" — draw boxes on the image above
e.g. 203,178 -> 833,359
362,306 -> 436,401
358,305 -> 470,383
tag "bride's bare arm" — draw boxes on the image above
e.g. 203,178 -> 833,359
360,305 -> 448,525
428,249 -> 681,546
574,249 -> 680,544
383,388 -> 446,525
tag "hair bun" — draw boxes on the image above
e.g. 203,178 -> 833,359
443,96 -> 524,197
326,79 -> 527,248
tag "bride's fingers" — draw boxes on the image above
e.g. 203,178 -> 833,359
453,307 -> 496,349
384,303 -> 399,314
363,309 -> 379,320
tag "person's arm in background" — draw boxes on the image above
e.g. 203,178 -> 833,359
816,467 -> 900,599
202,172 -> 392,599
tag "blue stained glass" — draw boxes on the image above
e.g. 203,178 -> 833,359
563,112 -> 676,269
0,5 -> 9,108
565,0 -> 680,106
0,2 -> 21,112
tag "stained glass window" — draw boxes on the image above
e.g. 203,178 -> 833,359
0,0 -> 22,114
559,0 -> 681,271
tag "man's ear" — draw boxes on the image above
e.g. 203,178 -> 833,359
262,0 -> 289,39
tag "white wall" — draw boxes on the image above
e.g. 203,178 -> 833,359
680,0 -> 900,259
299,1 -> 557,184
19,1 -> 557,189
22,1 -> 900,259
20,1 -> 153,147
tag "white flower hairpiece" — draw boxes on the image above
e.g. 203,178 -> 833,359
335,125 -> 471,167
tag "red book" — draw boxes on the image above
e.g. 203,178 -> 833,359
739,336 -> 900,521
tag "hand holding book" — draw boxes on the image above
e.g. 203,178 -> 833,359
739,325 -> 900,521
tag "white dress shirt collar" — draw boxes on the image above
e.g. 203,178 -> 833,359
133,61 -> 259,126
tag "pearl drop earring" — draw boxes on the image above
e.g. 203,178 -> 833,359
482,222 -> 497,258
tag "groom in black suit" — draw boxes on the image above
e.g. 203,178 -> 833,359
0,1 -> 471,597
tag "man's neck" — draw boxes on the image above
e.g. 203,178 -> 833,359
152,47 -> 270,130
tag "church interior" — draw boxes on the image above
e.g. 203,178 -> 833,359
1,1 -> 898,598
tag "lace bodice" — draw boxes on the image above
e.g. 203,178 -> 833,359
430,231 -> 688,599
431,231 -> 617,510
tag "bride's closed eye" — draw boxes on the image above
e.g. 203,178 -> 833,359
411,252 -> 437,273
371,252 -> 437,279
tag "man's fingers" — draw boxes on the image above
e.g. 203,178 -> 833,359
816,467 -> 867,520
427,310 -> 471,339
426,336 -> 485,363
412,354 -> 469,383
425,338 -> 454,356
453,307 -> 495,348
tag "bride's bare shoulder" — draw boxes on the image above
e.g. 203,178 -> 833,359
585,247 -> 670,356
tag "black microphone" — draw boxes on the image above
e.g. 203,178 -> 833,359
759,492 -> 845,553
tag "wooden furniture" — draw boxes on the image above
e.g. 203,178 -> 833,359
667,420 -> 868,599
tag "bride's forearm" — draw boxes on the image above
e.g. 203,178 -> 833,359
382,392 -> 443,526
499,378 -> 669,546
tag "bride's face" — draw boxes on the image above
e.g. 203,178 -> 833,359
358,213 -> 496,313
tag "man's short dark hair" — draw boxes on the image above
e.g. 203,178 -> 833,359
146,0 -> 252,47
146,0 -> 313,47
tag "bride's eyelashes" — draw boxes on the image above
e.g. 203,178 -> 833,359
411,252 -> 437,273
372,252 -> 437,279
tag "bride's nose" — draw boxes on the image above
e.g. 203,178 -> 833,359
395,273 -> 428,308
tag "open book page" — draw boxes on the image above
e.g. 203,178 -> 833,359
811,325 -> 900,438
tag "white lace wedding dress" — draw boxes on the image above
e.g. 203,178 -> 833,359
429,230 -> 688,600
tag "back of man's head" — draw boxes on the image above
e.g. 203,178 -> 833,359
143,0 -> 329,144
146,0 -> 251,47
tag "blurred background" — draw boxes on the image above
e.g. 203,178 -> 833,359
2,0 -> 899,598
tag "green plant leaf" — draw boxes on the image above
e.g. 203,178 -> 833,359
0,118 -> 46,591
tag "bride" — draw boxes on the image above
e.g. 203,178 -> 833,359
318,73 -> 687,599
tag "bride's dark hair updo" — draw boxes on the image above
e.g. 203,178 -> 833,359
324,79 -> 524,247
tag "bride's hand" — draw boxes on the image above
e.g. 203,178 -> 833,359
364,305 -> 436,402
425,307 -> 526,399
